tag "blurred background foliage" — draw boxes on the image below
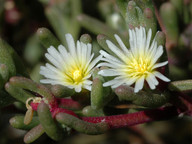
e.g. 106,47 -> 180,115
0,0 -> 191,144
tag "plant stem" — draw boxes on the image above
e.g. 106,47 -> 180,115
82,106 -> 179,129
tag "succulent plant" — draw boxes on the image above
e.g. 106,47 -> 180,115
0,0 -> 191,143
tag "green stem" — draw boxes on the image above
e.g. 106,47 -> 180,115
37,102 -> 63,141
56,112 -> 109,135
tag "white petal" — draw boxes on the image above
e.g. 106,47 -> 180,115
65,33 -> 76,57
152,61 -> 168,70
149,73 -> 159,86
58,45 -> 69,60
151,45 -> 164,66
83,85 -> 92,91
140,27 -> 146,55
101,57 -> 125,67
146,75 -> 156,89
86,55 -> 102,73
40,66 -> 54,75
103,78 -> 122,87
129,29 -> 137,56
75,85 -> 82,93
40,73 -> 60,80
148,41 -> 157,58
80,42 -> 87,67
125,77 -> 137,85
45,63 -> 62,75
134,76 -> 145,93
40,79 -> 66,85
96,62 -> 118,69
86,43 -> 92,60
47,46 -> 63,65
114,34 -> 129,54
77,41 -> 81,62
83,74 -> 92,80
83,80 -> 92,85
145,29 -> 152,53
111,79 -> 128,88
106,40 -> 127,62
99,50 -> 122,64
84,53 -> 94,71
153,71 -> 170,82
40,79 -> 53,84
98,69 -> 119,76
136,27 -> 142,53
45,53 -> 60,68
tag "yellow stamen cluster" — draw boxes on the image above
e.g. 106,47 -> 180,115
72,69 -> 83,82
129,57 -> 150,76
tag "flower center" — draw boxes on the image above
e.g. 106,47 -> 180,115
131,57 -> 148,74
72,70 -> 82,82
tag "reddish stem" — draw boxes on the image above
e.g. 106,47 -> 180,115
171,93 -> 192,116
82,106 -> 179,129
152,1 -> 166,34
52,108 -> 78,118
30,97 -> 191,129
57,98 -> 83,110
31,98 -> 79,118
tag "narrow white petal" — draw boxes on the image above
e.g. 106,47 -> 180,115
83,74 -> 92,80
114,34 -> 129,54
134,76 -> 145,93
47,46 -> 63,65
152,61 -> 168,70
83,85 -> 92,91
96,62 -> 118,68
148,41 -> 157,58
83,80 -> 92,85
145,29 -> 152,53
103,78 -> 122,87
75,85 -> 82,93
40,73 -> 60,80
106,40 -> 127,62
45,53 -> 60,68
84,53 -> 94,71
99,50 -> 122,63
129,29 -> 137,56
146,77 -> 156,89
45,63 -> 62,75
40,79 -> 53,84
79,42 -> 87,67
40,79 -> 66,85
111,79 -> 128,88
86,43 -> 92,60
153,71 -> 170,82
58,45 -> 69,60
86,55 -> 102,73
77,41 -> 81,62
98,69 -> 119,76
148,73 -> 159,86
101,57 -> 124,67
65,33 -> 76,57
125,77 -> 137,85
151,45 -> 164,66
40,66 -> 51,74
140,27 -> 146,54
136,27 -> 142,53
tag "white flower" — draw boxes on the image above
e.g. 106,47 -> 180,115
40,34 -> 102,93
98,26 -> 170,93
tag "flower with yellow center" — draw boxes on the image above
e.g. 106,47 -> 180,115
98,26 -> 170,93
40,34 -> 102,92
